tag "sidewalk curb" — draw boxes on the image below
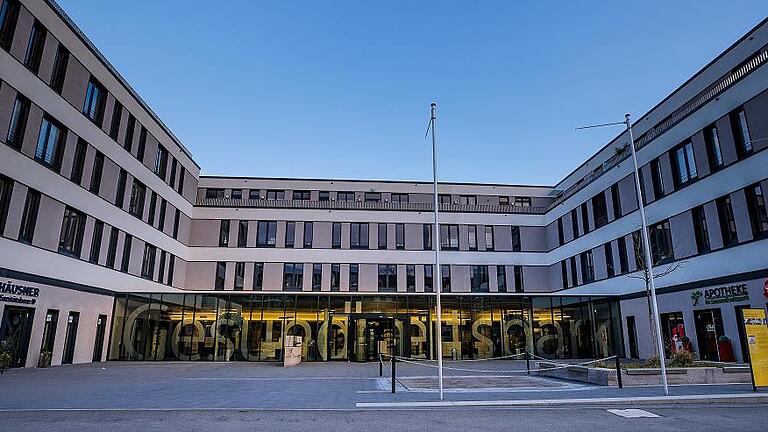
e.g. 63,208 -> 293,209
355,393 -> 768,408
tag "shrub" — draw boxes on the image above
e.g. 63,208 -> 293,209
38,350 -> 52,368
643,355 -> 660,368
0,339 -> 13,375
669,350 -> 695,368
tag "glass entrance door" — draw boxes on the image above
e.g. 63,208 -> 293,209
694,309 -> 724,361
0,306 -> 35,368
349,314 -> 410,362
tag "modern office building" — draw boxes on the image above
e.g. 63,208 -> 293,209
0,0 -> 766,368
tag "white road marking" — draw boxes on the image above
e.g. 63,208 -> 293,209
606,408 -> 660,418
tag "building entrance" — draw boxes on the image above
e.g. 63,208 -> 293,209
0,306 -> 35,368
349,314 -> 410,362
694,308 -> 725,361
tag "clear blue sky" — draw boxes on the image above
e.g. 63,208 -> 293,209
58,1 -> 767,185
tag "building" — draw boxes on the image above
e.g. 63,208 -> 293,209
0,0 -> 766,368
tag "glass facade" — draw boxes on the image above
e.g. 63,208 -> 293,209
108,293 -> 622,362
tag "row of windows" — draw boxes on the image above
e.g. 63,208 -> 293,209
216,220 -> 523,251
0,174 -> 177,286
560,182 -> 768,289
555,105 -> 760,248
212,262 -> 525,293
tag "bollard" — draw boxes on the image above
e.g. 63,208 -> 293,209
614,355 -> 623,389
526,350 -> 531,375
379,354 -> 383,377
391,355 -> 396,394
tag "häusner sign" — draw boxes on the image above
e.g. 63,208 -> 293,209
691,283 -> 749,306
0,280 -> 40,305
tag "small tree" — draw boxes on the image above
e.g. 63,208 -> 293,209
0,339 -> 14,375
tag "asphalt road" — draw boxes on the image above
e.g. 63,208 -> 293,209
1,405 -> 766,432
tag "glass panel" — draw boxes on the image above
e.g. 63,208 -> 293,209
259,296 -> 284,361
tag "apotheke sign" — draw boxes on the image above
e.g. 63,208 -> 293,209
0,280 -> 40,305
691,284 -> 749,306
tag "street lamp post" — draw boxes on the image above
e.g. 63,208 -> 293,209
428,102 -> 445,400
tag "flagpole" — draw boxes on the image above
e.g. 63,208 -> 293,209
429,102 -> 444,400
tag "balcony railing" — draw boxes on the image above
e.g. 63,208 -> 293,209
196,198 -> 548,215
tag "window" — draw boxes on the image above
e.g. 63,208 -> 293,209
470,265 -> 489,292
441,265 -> 451,292
350,223 -> 369,249
610,183 -> 622,218
570,257 -> 578,286
120,234 -> 132,272
262,190 -> 281,200
604,242 -> 615,277
154,145 -> 168,178
331,264 -> 340,291
406,265 -> 416,292
249,189 -> 260,200
730,108 -> 752,158
561,261 -> 568,288
157,199 -> 166,231
377,265 -> 397,292
331,222 -> 341,249
336,191 -> 355,202
459,195 -> 476,206
115,169 -> 127,207
692,205 -> 710,254
438,194 -> 451,205
283,263 -> 304,291
292,190 -> 311,200
513,266 -> 524,292
440,224 -> 459,250
36,115 -> 66,170
215,262 -> 226,290
391,193 -> 409,204
167,256 -> 175,286
205,188 -> 224,199
24,20 -> 46,73
89,151 -> 104,194
70,139 -> 87,184
511,226 -> 521,252
18,189 -> 40,243
157,251 -> 166,283
257,221 -> 277,247
580,202 -> 590,234
106,227 -> 118,268
499,196 -> 509,206
89,220 -> 103,264
172,209 -> 180,239
497,266 -> 507,292
745,183 -> 768,239
237,220 -> 248,247
468,226 -> 477,250
395,223 -> 405,250
285,221 -> 296,248
618,236 -> 629,274
303,222 -> 313,248
580,251 -> 594,283
177,169 -> 185,195
671,141 -> 698,187
318,191 -> 329,201
230,189 -> 241,200
169,159 -> 177,189
592,192 -> 608,229
59,207 -> 85,257
109,102 -> 122,140
234,262 -> 245,290
128,180 -> 146,218
141,244 -> 156,279
557,218 -> 564,246
378,223 -> 388,249
570,209 -> 580,238
716,196 -> 738,247
49,44 -> 69,93
82,78 -> 106,125
422,224 -> 432,250
349,264 -> 359,291
704,124 -> 724,171
312,264 -> 322,291
364,192 -> 381,202
485,226 -> 495,251
424,265 -> 433,292
219,220 -> 230,247
650,159 -> 665,198
253,263 -> 264,291
123,114 -> 135,151
515,197 -> 532,207
632,231 -> 644,270
0,0 -> 20,50
6,95 -> 29,149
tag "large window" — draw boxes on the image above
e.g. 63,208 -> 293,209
70,139 -> 87,184
219,220 -> 230,247
438,194 -> 451,205
406,265 -> 415,292
580,203 -> 590,234
128,180 -> 146,218
745,183 -> 768,239
485,226 -> 494,251
237,220 -> 248,247
349,264 -> 359,291
580,251 -> 594,283
617,236 -> 629,274
124,114 -> 136,151
716,196 -> 738,247
18,189 -> 40,244
154,145 -> 169,178
350,223 -> 369,249
6,95 -> 29,149
440,224 -> 459,250
704,124 -> 724,171
253,263 -> 264,291
592,192 -> 608,229
331,264 -> 340,291
303,222 -> 313,248
391,193 -> 409,204
266,190 -> 285,200
497,266 -> 507,292
105,227 -> 118,268
58,207 -> 86,257
257,221 -> 277,247
89,220 -> 103,264
234,262 -> 245,290
424,265 -> 433,292
215,262 -> 226,290
671,141 -> 698,187
292,190 -> 311,201
730,108 -> 752,158
470,265 -> 489,292
441,265 -> 451,292
511,226 -> 521,252
285,222 -> 295,248
24,20 -> 45,73
50,44 -> 69,94
115,169 -> 127,207
514,266 -> 524,292
604,242 -> 615,278
377,265 -> 397,292
378,223 -> 387,249
331,222 -> 341,249
364,192 -> 381,202
395,224 -> 405,250
82,78 -> 106,125
422,224 -> 432,250
136,128 -> 147,162
205,188 -> 224,199
557,218 -> 564,245
35,115 -> 66,170
312,264 -> 322,291
0,0 -> 20,50
468,226 -> 477,250
120,234 -> 132,272
611,183 -> 622,218
109,102 -> 122,140
650,159 -> 665,198
283,263 -> 304,291
89,151 -> 104,194
336,191 -> 354,202
141,244 -> 157,279
571,209 -> 580,238
459,195 -> 476,206
692,205 -> 710,254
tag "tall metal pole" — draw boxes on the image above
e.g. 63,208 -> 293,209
625,113 -> 669,395
430,102 -> 444,400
